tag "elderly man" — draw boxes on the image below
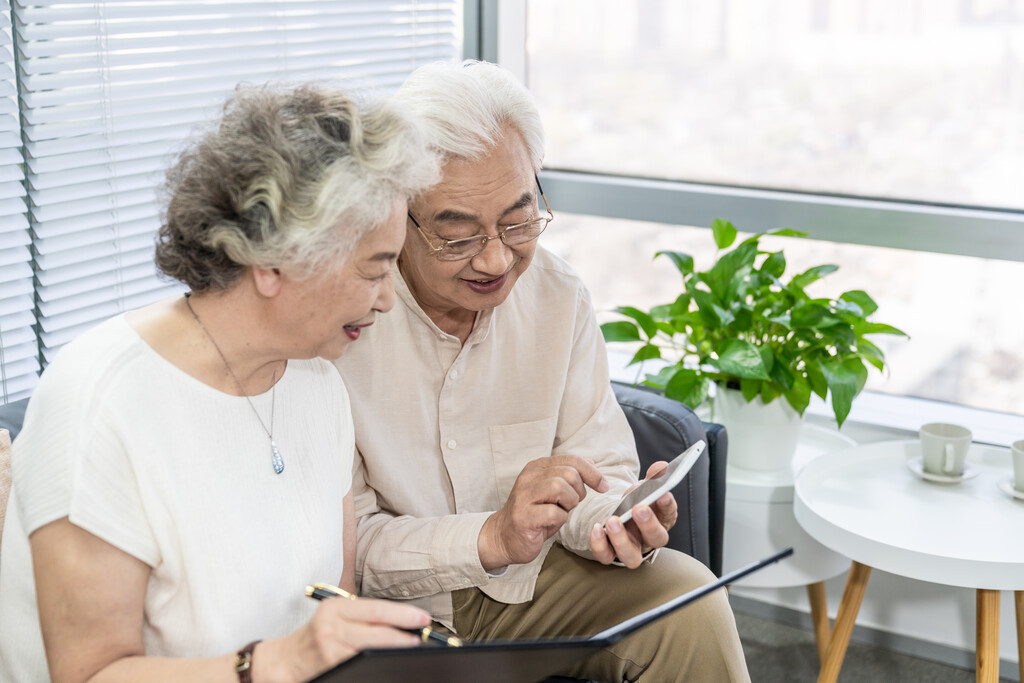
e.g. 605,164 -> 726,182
334,60 -> 750,682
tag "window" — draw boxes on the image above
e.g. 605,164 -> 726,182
490,0 -> 1024,418
0,0 -> 461,405
0,0 -> 35,403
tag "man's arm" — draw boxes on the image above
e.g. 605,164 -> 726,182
551,286 -> 677,558
352,453 -> 493,598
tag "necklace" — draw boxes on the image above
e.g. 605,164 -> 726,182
184,293 -> 285,474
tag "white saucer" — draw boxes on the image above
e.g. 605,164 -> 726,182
906,457 -> 979,484
997,478 -> 1024,501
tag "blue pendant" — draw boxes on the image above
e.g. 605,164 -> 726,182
271,441 -> 285,474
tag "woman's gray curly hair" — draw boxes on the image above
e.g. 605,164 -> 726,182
155,83 -> 439,291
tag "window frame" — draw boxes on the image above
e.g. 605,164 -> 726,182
484,0 -> 1024,264
478,0 -> 1024,444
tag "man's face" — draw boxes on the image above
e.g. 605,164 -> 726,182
401,129 -> 541,329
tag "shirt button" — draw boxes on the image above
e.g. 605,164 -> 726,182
439,333 -> 446,341
449,370 -> 459,380
446,439 -> 457,449
401,589 -> 410,597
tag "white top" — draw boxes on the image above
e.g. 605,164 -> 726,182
0,315 -> 354,682
334,247 -> 639,627
794,439 -> 1024,590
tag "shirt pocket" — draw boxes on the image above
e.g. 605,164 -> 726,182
488,416 -> 558,503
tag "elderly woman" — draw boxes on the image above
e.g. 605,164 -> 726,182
0,84 -> 438,682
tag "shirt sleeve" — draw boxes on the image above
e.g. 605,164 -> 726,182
351,449 -> 493,598
14,350 -> 159,567
553,285 -> 641,557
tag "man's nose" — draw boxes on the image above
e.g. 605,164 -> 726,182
470,234 -> 513,274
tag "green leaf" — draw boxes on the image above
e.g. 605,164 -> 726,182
821,358 -> 864,429
740,378 -> 761,402
856,338 -> 886,372
855,320 -> 908,337
791,302 -> 843,329
643,366 -> 678,390
769,359 -> 795,390
665,369 -> 710,409
762,228 -> 808,239
761,251 -> 786,278
691,289 -> 726,327
759,381 -> 780,404
791,264 -> 839,290
628,343 -> 662,366
601,321 -> 641,342
655,250 -> 695,277
708,241 -> 757,300
840,290 -> 878,317
711,218 -> 737,250
710,339 -> 771,380
806,360 -> 828,400
783,376 -> 812,416
615,306 -> 658,339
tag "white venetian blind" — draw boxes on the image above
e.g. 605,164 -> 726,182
1,0 -> 37,402
14,0 -> 459,364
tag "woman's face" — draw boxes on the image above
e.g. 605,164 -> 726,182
278,197 -> 406,360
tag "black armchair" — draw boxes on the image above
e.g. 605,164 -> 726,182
611,381 -> 728,577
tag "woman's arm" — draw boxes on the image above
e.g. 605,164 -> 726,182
31,518 -> 428,683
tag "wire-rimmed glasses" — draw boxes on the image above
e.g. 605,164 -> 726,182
409,176 -> 553,261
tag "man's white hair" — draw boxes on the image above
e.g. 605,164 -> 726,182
393,59 -> 545,170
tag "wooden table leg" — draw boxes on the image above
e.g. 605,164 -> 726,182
818,562 -> 872,683
976,589 -> 1000,683
807,581 -> 830,664
1015,591 -> 1023,683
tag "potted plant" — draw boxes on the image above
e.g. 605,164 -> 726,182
601,219 -> 907,470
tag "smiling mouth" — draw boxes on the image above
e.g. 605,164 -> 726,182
462,271 -> 508,292
343,321 -> 373,340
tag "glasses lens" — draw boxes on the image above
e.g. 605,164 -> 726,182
438,237 -> 485,261
502,218 -> 548,246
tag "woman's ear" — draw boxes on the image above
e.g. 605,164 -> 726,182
251,266 -> 283,298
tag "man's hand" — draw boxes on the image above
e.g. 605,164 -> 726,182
590,461 -> 679,568
478,455 -> 610,570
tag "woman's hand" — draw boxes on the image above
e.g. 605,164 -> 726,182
30,518 -> 433,683
258,597 -> 432,683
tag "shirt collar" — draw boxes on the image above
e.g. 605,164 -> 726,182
394,264 -> 495,345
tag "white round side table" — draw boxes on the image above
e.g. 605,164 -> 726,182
794,439 -> 1024,683
724,423 -> 855,661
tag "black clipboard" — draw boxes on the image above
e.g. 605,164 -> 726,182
308,547 -> 793,683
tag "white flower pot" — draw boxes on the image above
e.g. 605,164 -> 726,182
713,386 -> 804,471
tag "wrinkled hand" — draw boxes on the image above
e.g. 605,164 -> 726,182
260,596 -> 432,682
479,455 -> 610,570
590,461 -> 679,568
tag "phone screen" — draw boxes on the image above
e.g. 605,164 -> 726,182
608,441 -> 705,522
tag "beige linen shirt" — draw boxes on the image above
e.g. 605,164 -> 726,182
334,247 -> 640,627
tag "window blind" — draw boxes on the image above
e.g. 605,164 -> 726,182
14,0 -> 460,366
0,0 -> 37,402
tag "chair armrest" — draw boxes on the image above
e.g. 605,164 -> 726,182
0,398 -> 29,441
699,421 -> 728,577
611,381 -> 713,573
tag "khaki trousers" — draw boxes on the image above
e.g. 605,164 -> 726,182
447,545 -> 751,683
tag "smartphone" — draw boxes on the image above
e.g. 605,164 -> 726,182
606,440 -> 706,526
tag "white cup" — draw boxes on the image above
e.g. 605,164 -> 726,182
919,423 -> 972,478
1012,440 -> 1024,493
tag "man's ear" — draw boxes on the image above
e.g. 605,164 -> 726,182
252,266 -> 283,298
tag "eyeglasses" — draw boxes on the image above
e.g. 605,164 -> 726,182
408,176 -> 553,261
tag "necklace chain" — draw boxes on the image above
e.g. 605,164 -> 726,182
184,293 -> 285,474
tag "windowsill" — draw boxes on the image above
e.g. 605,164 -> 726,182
607,350 -> 1023,448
